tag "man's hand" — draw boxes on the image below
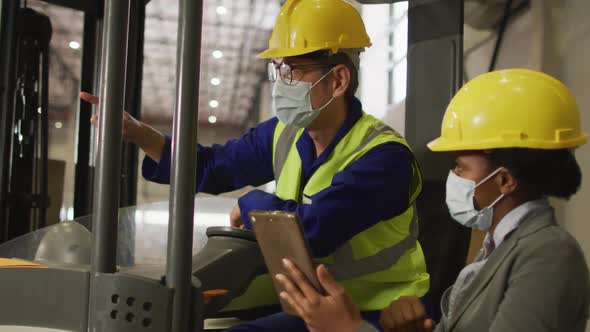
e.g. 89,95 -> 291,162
276,260 -> 362,332
380,296 -> 435,332
80,92 -> 143,144
230,204 -> 244,228
80,91 -> 165,161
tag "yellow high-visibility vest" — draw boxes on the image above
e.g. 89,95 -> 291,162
224,113 -> 429,312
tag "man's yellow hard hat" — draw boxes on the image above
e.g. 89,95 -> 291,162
258,0 -> 372,59
428,69 -> 587,152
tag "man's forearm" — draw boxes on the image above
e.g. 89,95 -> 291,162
134,123 -> 166,162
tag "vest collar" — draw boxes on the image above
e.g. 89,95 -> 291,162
296,97 -> 364,173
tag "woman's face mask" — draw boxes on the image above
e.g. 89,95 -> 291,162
445,167 -> 505,231
271,68 -> 335,128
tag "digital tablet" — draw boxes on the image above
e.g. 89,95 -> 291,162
249,210 -> 324,315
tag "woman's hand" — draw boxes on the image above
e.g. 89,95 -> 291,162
380,296 -> 435,332
276,259 -> 362,332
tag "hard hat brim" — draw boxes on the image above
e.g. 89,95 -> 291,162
427,134 -> 588,152
257,46 -> 328,59
257,42 -> 371,59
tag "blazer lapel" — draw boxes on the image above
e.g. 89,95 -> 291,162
447,207 -> 556,330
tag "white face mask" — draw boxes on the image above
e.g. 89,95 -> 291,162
445,167 -> 505,231
272,68 -> 335,128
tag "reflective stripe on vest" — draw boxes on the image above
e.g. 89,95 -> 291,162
328,206 -> 418,280
274,123 -> 404,182
273,125 -> 299,182
273,122 -> 419,279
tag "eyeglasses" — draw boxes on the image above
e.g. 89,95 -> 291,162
267,61 -> 334,85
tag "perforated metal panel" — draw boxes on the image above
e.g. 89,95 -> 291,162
91,272 -> 174,331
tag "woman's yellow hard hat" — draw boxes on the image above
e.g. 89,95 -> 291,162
428,69 -> 587,151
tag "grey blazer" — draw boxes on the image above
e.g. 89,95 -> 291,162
435,207 -> 590,332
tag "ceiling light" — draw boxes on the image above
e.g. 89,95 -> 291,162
216,6 -> 227,15
212,50 -> 223,59
208,115 -> 217,124
69,41 -> 81,50
55,122 -> 63,129
209,100 -> 219,108
210,77 -> 221,86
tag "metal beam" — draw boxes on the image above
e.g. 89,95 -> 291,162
38,15 -> 51,229
90,0 -> 130,274
74,13 -> 100,218
405,0 -> 468,321
166,0 -> 204,330
120,0 -> 145,209
0,0 -> 19,243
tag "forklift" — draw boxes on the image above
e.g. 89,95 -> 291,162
0,0 -> 467,330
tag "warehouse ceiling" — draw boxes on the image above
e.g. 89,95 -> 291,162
28,0 -> 280,126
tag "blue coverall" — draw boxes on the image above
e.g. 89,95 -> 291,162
142,97 -> 413,331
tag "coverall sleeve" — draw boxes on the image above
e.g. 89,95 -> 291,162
142,117 -> 278,194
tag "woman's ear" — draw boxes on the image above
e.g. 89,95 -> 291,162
330,64 -> 350,98
497,168 -> 518,195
